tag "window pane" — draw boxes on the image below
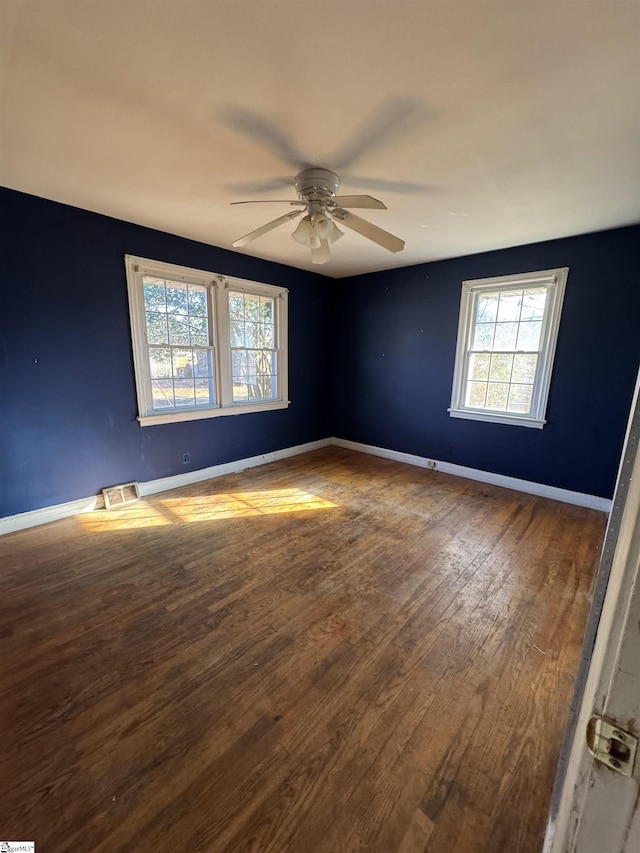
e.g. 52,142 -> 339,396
507,384 -> 533,413
193,348 -> 212,378
195,378 -> 215,407
174,379 -> 195,407
468,353 -> 490,381
497,291 -> 522,322
516,321 -> 542,351
168,314 -> 190,346
229,295 -> 244,320
230,349 -> 276,402
172,349 -> 192,378
476,294 -> 498,323
494,322 -> 518,350
260,297 -> 274,324
489,354 -> 513,382
228,290 -> 279,406
244,294 -> 260,322
521,289 -> 547,321
232,350 -> 247,382
473,323 -> 495,350
230,320 -> 245,347
512,353 -> 538,384
260,323 -> 275,348
189,316 -> 208,346
166,282 -> 189,313
143,280 -> 166,312
245,350 -> 258,385
146,312 -> 168,344
486,382 -> 509,410
465,381 -> 488,408
188,287 -> 207,316
244,322 -> 258,348
257,375 -> 274,399
143,277 -> 212,411
152,380 -> 174,409
149,347 -> 172,379
233,383 -> 249,402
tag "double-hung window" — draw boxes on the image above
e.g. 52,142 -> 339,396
125,256 -> 288,426
449,268 -> 568,428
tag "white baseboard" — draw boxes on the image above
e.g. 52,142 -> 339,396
332,437 -> 612,513
138,438 -> 332,497
0,495 -> 102,537
0,434 -> 610,536
0,438 -> 332,536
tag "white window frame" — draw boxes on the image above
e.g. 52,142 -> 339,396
125,255 -> 289,427
449,267 -> 568,429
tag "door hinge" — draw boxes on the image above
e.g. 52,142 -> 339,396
586,716 -> 638,777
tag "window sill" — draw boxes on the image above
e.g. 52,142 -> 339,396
138,400 -> 291,427
448,408 -> 546,429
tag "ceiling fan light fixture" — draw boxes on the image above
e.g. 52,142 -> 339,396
313,214 -> 344,245
311,239 -> 331,265
291,215 -> 317,246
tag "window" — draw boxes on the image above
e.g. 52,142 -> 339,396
449,268 -> 568,428
125,256 -> 288,426
229,290 -> 278,404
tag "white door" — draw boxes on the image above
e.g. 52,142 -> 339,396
545,368 -> 640,852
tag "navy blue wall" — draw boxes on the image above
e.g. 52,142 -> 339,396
334,226 -> 640,499
0,188 -> 332,516
2,186 -> 638,517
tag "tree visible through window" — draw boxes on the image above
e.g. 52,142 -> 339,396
143,276 -> 216,410
229,291 -> 277,403
125,256 -> 289,426
450,268 -> 568,428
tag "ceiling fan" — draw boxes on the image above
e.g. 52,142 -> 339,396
231,167 -> 405,265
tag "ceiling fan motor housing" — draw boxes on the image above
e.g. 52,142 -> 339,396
295,168 -> 340,208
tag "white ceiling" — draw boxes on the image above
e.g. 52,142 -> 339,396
1,1 -> 639,278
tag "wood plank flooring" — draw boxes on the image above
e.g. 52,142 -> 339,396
0,447 -> 605,852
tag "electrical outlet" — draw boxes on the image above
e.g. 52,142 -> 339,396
426,459 -> 437,470
183,452 -> 190,464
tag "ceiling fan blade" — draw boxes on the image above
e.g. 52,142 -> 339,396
232,210 -> 302,248
332,209 -> 405,253
310,239 -> 331,265
330,195 -> 387,210
231,200 -> 305,206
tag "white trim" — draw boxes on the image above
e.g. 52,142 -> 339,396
0,439 -> 332,536
138,438 -> 331,496
449,267 -> 568,428
448,408 -> 545,429
0,495 -> 101,536
0,434 -> 610,536
216,275 -> 233,408
221,274 -> 289,298
332,437 -> 611,512
138,399 -> 291,427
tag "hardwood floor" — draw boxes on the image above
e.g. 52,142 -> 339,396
0,447 -> 605,852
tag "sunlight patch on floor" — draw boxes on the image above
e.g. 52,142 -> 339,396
160,488 -> 338,521
78,487 -> 338,530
